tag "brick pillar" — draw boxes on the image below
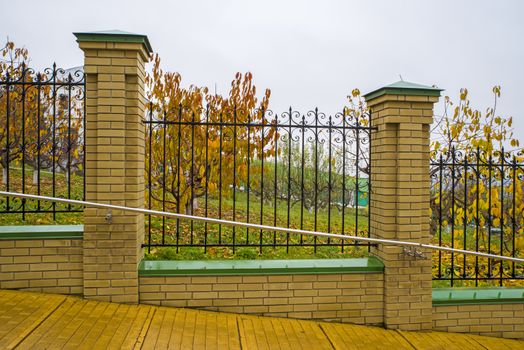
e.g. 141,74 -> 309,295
363,81 -> 442,331
74,31 -> 152,303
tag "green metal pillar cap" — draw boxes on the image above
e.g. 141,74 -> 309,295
363,80 -> 443,101
73,29 -> 153,53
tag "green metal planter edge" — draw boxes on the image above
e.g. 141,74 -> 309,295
432,287 -> 524,306
139,257 -> 384,276
0,225 -> 83,240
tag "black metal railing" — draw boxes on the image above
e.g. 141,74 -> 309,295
144,104 -> 374,257
431,147 -> 524,286
0,63 -> 85,221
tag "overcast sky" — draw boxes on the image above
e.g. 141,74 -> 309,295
2,0 -> 523,138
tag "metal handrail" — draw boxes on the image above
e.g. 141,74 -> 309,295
1,191 -> 523,263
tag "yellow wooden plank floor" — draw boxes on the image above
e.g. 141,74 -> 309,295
0,290 -> 522,350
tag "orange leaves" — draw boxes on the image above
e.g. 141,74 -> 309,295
0,41 -> 29,77
208,182 -> 218,193
0,41 -> 84,181
145,54 -> 272,212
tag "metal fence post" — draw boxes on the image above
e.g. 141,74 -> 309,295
363,81 -> 442,331
74,30 -> 152,303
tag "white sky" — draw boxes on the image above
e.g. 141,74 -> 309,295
2,0 -> 523,139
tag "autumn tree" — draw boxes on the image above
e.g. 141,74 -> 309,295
145,54 -> 275,214
0,41 -> 34,183
430,87 -> 524,283
53,74 -> 84,180
0,41 -> 83,188
343,89 -> 372,176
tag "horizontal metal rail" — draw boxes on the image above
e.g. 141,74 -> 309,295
1,191 -> 523,264
144,119 -> 377,131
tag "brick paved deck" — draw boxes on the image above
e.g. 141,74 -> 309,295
0,290 -> 522,349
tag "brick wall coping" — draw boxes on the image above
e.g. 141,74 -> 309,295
0,225 -> 83,240
433,288 -> 524,306
363,80 -> 443,101
139,257 -> 384,276
74,30 -> 153,53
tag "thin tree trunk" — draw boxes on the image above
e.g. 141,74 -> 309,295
33,169 -> 39,184
185,198 -> 199,214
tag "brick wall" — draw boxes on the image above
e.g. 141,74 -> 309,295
0,238 -> 83,294
139,273 -> 384,324
433,304 -> 524,340
366,92 -> 439,331
77,32 -> 149,304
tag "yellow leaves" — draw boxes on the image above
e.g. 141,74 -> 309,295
453,106 -> 460,120
466,208 -> 475,223
208,138 -> 220,149
490,188 -> 500,202
478,216 -> 485,227
478,181 -> 486,193
433,85 -> 522,184
359,115 -> 369,126
492,218 -> 500,227
492,85 -> 501,97
459,88 -> 468,101
237,163 -> 248,177
516,235 -> 524,252
450,128 -> 458,140
344,87 -> 367,124
455,207 -> 463,217
450,234 -> 465,248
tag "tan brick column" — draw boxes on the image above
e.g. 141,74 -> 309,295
363,81 -> 442,331
74,31 -> 152,303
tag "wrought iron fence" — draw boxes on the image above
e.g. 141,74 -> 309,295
431,147 -> 524,286
144,104 -> 375,256
0,63 -> 85,220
